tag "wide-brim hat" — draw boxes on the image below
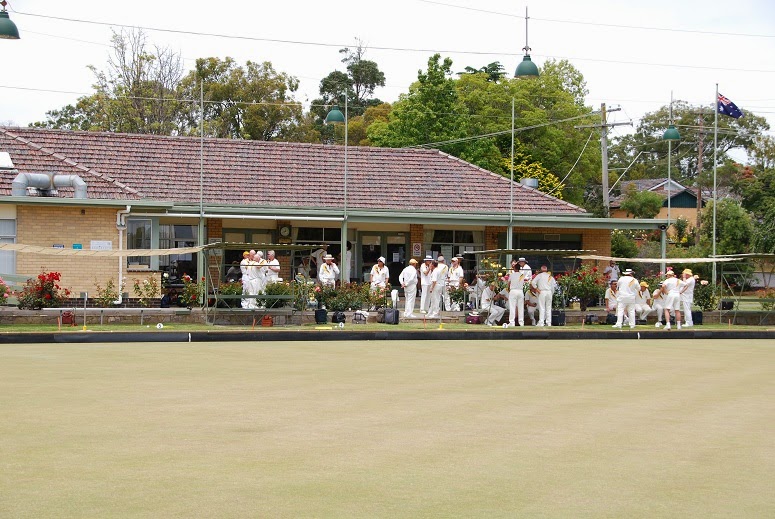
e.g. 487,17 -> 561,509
518,257 -> 526,262
378,256 -> 385,263
409,258 -> 418,264
451,257 -> 459,263
323,254 -> 334,260
623,268 -> 633,274
424,255 -> 433,261
640,281 -> 649,287
682,268 -> 693,275
665,270 -> 676,277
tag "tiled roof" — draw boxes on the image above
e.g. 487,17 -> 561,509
610,178 -> 693,208
0,127 -> 586,215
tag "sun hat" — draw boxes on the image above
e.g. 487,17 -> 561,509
682,268 -> 693,275
424,255 -> 433,261
640,281 -> 649,287
665,270 -> 676,277
518,257 -> 526,262
409,258 -> 418,264
377,256 -> 385,263
451,257 -> 459,263
323,254 -> 334,260
623,268 -> 633,274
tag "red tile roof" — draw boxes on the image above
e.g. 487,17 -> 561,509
1,127 -> 585,214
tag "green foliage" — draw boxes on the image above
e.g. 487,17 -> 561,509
93,279 -> 124,308
459,62 -> 506,82
17,272 -> 71,309
258,281 -> 294,309
179,274 -> 203,308
699,199 -> 754,255
132,276 -> 160,307
500,151 -> 565,199
611,230 -> 639,258
619,186 -> 664,219
0,277 -> 8,305
693,280 -> 719,312
673,216 -> 691,245
555,264 -> 606,307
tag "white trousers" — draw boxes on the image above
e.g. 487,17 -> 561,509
403,283 -> 417,317
537,291 -> 552,326
635,304 -> 652,320
420,284 -> 429,312
653,303 -> 664,323
442,284 -> 451,311
427,286 -> 442,318
526,305 -> 537,324
682,299 -> 693,325
508,289 -> 525,326
486,305 -> 505,325
616,302 -> 636,327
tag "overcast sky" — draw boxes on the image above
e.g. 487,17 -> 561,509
2,0 -> 774,154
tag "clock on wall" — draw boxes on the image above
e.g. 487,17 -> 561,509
279,225 -> 292,238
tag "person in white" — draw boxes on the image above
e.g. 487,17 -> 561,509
370,256 -> 390,292
264,250 -> 281,284
468,274 -> 487,310
419,255 -> 433,313
342,241 -> 352,283
480,281 -> 507,326
680,268 -> 696,327
516,257 -> 533,282
604,260 -> 620,283
426,261 -> 442,319
244,250 -> 261,309
317,253 -> 339,287
530,265 -> 554,327
634,281 -> 653,321
653,283 -> 666,327
614,268 -> 639,329
604,280 -> 619,316
436,255 -> 450,311
661,269 -> 683,330
447,257 -> 465,311
254,251 -> 267,294
239,250 -> 250,309
525,288 -> 539,325
399,258 -> 419,318
310,246 -> 327,280
506,259 -> 528,327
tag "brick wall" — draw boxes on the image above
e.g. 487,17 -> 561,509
207,218 -> 223,288
409,224 -> 424,261
17,205 -> 121,296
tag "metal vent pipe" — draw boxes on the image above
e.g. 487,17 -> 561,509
11,172 -> 88,199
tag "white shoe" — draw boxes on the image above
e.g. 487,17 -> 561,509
408,314 -> 418,318
655,322 -> 662,328
486,322 -> 493,327
612,324 -> 622,329
664,324 -> 671,330
684,323 -> 693,327
677,323 -> 682,330
537,323 -> 545,327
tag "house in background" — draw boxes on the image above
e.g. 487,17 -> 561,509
610,178 -> 704,229
1,127 -> 666,298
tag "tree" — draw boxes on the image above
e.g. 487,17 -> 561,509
699,199 -> 754,255
178,57 -> 303,140
459,62 -> 506,82
618,185 -> 664,219
500,152 -> 564,199
611,230 -> 639,258
32,29 -> 186,134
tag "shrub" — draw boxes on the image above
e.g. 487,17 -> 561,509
179,274 -> 203,308
93,279 -> 124,307
258,281 -> 293,309
132,276 -> 160,307
0,277 -> 9,305
556,264 -> 605,309
756,288 -> 775,311
17,271 -> 71,309
694,279 -> 719,311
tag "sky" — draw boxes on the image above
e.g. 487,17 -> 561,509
2,0 -> 774,158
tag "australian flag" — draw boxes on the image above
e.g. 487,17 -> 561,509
717,93 -> 744,118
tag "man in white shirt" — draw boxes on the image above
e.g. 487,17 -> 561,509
310,246 -> 327,280
480,282 -> 507,326
447,257 -> 465,311
614,268 -> 639,329
506,259 -> 528,327
530,265 -> 554,326
317,253 -> 339,287
653,283 -> 666,328
634,281 -> 653,321
661,269 -> 683,330
680,268 -> 696,327
264,250 -> 281,285
244,250 -> 261,309
517,257 -> 533,282
604,260 -> 620,283
239,251 -> 250,308
419,255 -> 433,313
254,251 -> 267,294
426,261 -> 442,319
399,258 -> 419,318
604,280 -> 619,315
370,256 -> 389,292
525,288 -> 539,325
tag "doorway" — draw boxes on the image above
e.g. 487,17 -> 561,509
358,232 -> 408,287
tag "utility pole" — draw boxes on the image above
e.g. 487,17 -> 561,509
575,103 -> 631,216
695,113 -> 704,245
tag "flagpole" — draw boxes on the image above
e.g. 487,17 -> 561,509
712,83 -> 718,287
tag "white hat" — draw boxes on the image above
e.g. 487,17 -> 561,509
378,256 -> 385,263
424,255 -> 433,261
451,257 -> 459,263
518,257 -> 526,262
323,254 -> 334,260
623,268 -> 633,274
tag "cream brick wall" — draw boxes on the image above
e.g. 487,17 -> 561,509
16,205 -> 126,296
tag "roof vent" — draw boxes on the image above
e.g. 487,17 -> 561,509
0,152 -> 14,170
520,178 -> 539,189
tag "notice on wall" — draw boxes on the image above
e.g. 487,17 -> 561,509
90,240 -> 113,251
412,242 -> 422,257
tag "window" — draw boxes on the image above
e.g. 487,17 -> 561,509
0,219 -> 16,275
159,224 -> 199,280
425,229 -> 484,280
127,219 -> 151,268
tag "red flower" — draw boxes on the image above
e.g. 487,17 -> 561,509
592,267 -> 598,272
44,293 -> 52,299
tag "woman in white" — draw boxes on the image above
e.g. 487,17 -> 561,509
680,268 -> 696,327
661,270 -> 683,330
317,254 -> 339,287
264,250 -> 281,284
447,257 -> 465,311
240,251 -> 250,309
426,261 -> 442,319
254,251 -> 267,294
370,257 -> 390,292
419,256 -> 433,313
634,281 -> 652,321
506,259 -> 528,327
245,250 -> 262,309
530,265 -> 554,327
399,259 -> 419,318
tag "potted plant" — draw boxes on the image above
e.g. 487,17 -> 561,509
693,279 -> 719,321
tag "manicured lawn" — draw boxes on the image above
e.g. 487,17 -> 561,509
1,340 -> 773,518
